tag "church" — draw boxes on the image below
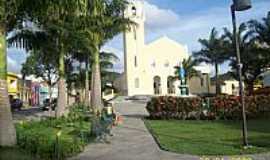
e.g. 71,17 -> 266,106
114,0 -> 189,96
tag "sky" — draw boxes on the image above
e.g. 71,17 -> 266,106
7,0 -> 270,75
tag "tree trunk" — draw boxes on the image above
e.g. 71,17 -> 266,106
56,43 -> 67,118
67,90 -> 70,106
206,73 -> 211,94
48,85 -> 53,117
21,74 -> 25,104
90,49 -> 103,112
80,88 -> 84,103
215,63 -> 220,95
0,27 -> 17,146
247,82 -> 254,95
85,58 -> 90,107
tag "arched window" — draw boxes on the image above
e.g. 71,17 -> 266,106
153,76 -> 161,94
135,78 -> 139,88
131,6 -> 137,16
167,76 -> 175,94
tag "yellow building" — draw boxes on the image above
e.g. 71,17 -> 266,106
7,72 -> 19,98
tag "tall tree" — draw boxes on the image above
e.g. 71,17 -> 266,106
66,50 -> 119,105
70,31 -> 93,107
96,51 -> 119,91
174,56 -> 199,82
10,0 -> 87,117
21,49 -> 59,114
75,0 -> 131,112
249,11 -> 270,47
194,28 -> 228,95
0,0 -> 25,146
223,22 -> 270,94
249,11 -> 270,72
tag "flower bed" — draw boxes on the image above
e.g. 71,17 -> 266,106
146,96 -> 202,120
146,95 -> 270,120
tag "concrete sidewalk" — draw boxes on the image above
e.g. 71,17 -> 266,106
70,101 -> 198,160
70,100 -> 270,160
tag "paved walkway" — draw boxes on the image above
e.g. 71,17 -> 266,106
71,101 -> 198,160
71,100 -> 270,160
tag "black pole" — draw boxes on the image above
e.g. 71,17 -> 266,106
231,5 -> 248,146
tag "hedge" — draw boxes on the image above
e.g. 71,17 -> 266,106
146,95 -> 270,120
16,104 -> 93,160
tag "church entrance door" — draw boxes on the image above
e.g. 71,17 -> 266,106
153,76 -> 161,95
167,76 -> 175,94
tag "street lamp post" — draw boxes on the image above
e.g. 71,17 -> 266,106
230,0 -> 252,147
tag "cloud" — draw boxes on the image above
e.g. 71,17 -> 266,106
6,0 -> 270,75
7,48 -> 27,74
7,55 -> 18,73
143,0 -> 270,51
105,0 -> 270,74
144,1 -> 180,30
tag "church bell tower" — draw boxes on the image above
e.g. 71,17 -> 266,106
123,0 -> 145,96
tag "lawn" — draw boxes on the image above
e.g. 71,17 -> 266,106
0,147 -> 35,160
145,119 -> 270,155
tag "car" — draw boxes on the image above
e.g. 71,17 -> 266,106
10,98 -> 23,111
42,98 -> 57,111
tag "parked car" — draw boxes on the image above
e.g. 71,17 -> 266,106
10,98 -> 23,111
42,98 -> 57,111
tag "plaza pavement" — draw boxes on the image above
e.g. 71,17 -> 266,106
71,98 -> 270,160
71,99 -> 198,160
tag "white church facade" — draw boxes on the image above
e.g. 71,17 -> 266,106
114,0 -> 189,96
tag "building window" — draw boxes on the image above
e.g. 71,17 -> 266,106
232,84 -> 235,90
131,6 -> 137,16
164,60 -> 169,67
167,76 -> 175,94
151,60 -> 156,68
133,26 -> 136,40
135,78 -> 139,88
200,77 -> 204,87
134,56 -> 138,67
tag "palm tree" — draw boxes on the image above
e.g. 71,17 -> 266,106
9,0 -> 87,117
174,56 -> 199,81
75,0 -> 132,113
0,0 -> 26,146
97,51 -> 119,91
249,11 -> 270,47
194,28 -> 228,95
21,49 -> 59,115
66,50 -> 119,105
223,22 -> 270,94
249,11 -> 270,71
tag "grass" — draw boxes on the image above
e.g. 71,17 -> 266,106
0,147 -> 35,160
145,119 -> 270,156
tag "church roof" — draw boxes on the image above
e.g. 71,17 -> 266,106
145,36 -> 188,52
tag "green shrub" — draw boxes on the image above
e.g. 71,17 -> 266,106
146,95 -> 270,120
146,96 -> 202,120
0,147 -> 35,160
210,95 -> 270,120
16,104 -> 92,160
